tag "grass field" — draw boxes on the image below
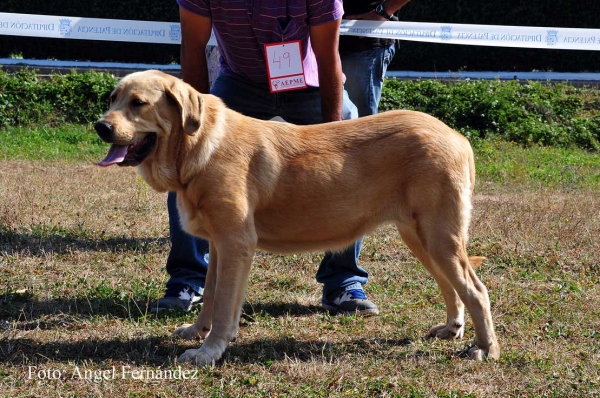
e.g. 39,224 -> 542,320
1,125 -> 600,397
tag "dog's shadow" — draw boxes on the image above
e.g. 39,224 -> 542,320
1,334 -> 416,366
1,294 -> 419,366
0,291 -> 326,325
242,301 -> 323,319
0,228 -> 169,256
224,335 -> 416,365
1,291 -> 163,324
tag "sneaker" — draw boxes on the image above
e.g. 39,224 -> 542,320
321,288 -> 379,316
149,284 -> 203,313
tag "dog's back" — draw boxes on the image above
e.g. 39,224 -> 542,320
238,110 -> 475,254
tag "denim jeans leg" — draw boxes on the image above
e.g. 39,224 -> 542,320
316,237 -> 369,299
341,43 -> 396,117
166,191 -> 208,294
372,43 -> 396,114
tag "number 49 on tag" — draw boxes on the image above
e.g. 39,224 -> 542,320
264,40 -> 307,93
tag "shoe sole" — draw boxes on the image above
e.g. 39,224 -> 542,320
149,300 -> 202,314
321,304 -> 380,316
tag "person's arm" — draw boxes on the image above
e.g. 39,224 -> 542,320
179,6 -> 213,94
345,0 -> 411,21
309,19 -> 343,123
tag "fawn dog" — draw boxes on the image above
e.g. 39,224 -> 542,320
95,70 -> 498,365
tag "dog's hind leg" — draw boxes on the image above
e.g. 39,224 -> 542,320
398,227 -> 466,340
422,222 -> 499,360
175,241 -> 218,340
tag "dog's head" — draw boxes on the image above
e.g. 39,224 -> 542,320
95,70 -> 203,169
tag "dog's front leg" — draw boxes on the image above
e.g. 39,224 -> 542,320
178,231 -> 256,366
175,241 -> 218,340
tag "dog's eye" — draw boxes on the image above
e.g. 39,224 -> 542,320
131,98 -> 146,107
110,93 -> 117,103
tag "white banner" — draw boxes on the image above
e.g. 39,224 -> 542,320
1,12 -> 600,51
0,13 -> 182,44
340,20 -> 600,51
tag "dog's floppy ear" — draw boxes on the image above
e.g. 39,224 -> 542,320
165,81 -> 203,136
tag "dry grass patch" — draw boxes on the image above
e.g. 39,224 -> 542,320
1,160 -> 600,397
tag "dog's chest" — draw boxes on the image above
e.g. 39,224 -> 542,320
177,198 -> 210,239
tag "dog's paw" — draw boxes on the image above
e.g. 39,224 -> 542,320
178,347 -> 218,366
427,322 -> 464,340
467,346 -> 485,361
174,323 -> 207,340
467,342 -> 500,361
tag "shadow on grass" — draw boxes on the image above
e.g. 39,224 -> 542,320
0,296 -> 423,366
0,334 -> 416,366
243,302 -> 323,318
0,335 -> 182,366
226,335 -> 416,364
1,292 -> 325,322
0,228 -> 168,255
0,292 -> 158,321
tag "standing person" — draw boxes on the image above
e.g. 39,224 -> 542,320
151,0 -> 380,316
340,0 -> 411,117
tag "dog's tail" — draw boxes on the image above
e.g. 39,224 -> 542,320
469,256 -> 486,270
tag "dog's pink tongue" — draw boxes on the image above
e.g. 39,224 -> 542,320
97,144 -> 128,167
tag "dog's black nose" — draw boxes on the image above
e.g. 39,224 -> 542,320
94,120 -> 115,142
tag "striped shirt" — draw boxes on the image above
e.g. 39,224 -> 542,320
177,0 -> 344,87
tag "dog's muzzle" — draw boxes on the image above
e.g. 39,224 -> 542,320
95,118 -> 150,168
95,120 -> 115,143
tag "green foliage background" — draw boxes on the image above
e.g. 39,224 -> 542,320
380,79 -> 600,150
0,69 -> 116,127
1,69 -> 599,152
1,0 -> 599,71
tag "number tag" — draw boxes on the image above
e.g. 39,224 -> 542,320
264,40 -> 307,93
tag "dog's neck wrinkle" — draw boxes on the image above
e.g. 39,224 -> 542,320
148,109 -> 185,191
174,129 -> 187,187
141,120 -> 187,192
178,100 -> 227,186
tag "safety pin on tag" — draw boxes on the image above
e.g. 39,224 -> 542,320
264,40 -> 307,93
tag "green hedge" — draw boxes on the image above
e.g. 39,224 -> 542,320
0,68 -> 117,127
380,78 -> 600,150
1,0 -> 600,71
1,69 -> 599,151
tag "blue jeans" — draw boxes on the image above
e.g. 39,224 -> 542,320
166,73 -> 366,299
166,191 -> 208,294
340,43 -> 396,117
